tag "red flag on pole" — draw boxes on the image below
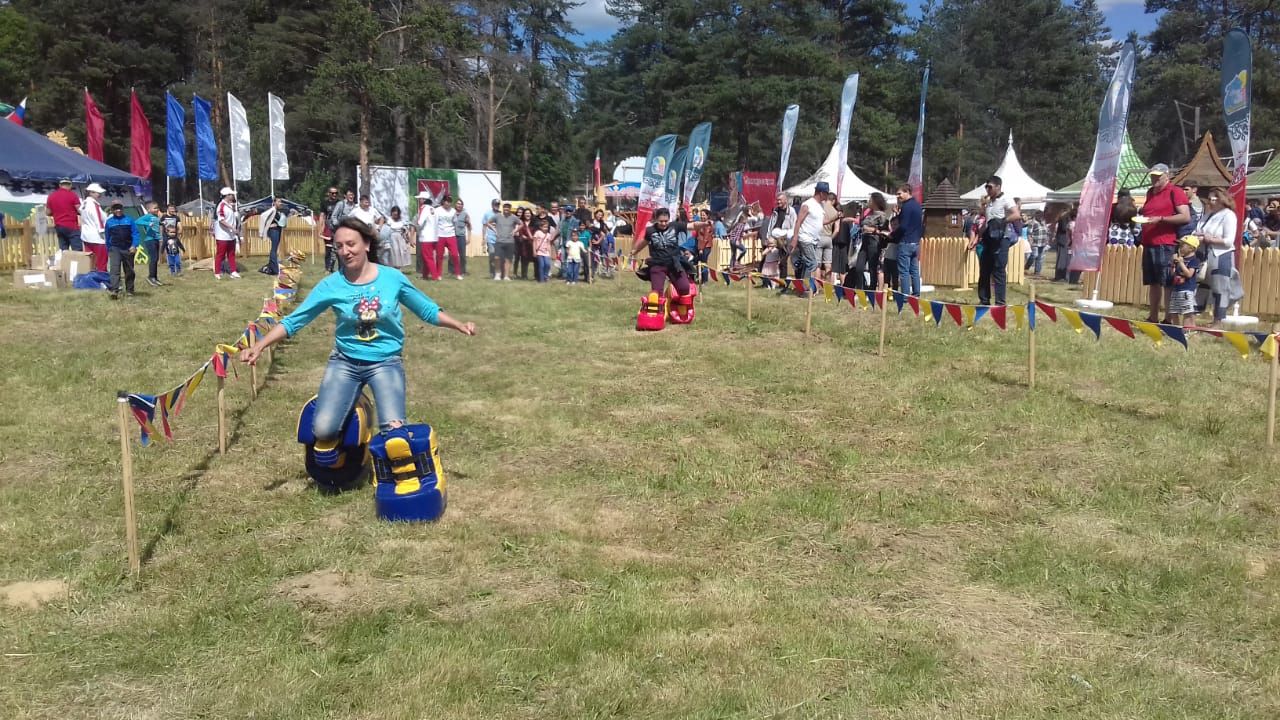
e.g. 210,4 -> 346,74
130,90 -> 152,178
84,88 -> 105,162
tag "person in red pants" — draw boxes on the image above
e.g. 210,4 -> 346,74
414,192 -> 438,280
213,187 -> 241,279
433,194 -> 461,280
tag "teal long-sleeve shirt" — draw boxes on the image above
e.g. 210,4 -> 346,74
280,265 -> 441,362
133,213 -> 161,248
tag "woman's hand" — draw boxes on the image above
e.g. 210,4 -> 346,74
457,322 -> 477,336
240,346 -> 263,366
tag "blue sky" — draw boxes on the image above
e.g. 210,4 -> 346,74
569,0 -> 1159,42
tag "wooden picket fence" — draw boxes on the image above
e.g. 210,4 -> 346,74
1080,245 -> 1280,317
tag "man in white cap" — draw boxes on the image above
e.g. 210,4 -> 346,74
80,183 -> 108,272
214,186 -> 241,279
414,191 -> 438,280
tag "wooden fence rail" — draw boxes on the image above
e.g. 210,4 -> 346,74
1080,245 -> 1280,317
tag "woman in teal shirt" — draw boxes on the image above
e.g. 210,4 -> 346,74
241,218 -> 476,465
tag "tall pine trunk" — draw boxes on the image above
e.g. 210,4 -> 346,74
486,73 -> 496,170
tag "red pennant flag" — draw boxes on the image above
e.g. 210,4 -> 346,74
84,88 -> 105,162
846,290 -> 859,310
945,303 -> 963,327
907,295 -> 921,316
130,90 -> 152,178
1104,316 -> 1135,338
990,305 -> 1007,330
1035,301 -> 1057,322
792,278 -> 807,293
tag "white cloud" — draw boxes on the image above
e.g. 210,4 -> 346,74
1097,0 -> 1144,9
568,0 -> 620,37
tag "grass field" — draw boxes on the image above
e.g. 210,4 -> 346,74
1,263 -> 1278,719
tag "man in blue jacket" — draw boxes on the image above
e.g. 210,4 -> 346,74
893,185 -> 924,296
104,203 -> 139,299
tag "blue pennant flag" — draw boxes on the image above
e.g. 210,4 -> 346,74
930,300 -> 944,325
1028,301 -> 1037,331
834,286 -> 846,302
973,306 -> 989,326
1160,324 -> 1189,349
1079,312 -> 1103,340
893,290 -> 906,313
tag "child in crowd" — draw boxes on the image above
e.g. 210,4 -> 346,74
165,231 -> 186,276
1168,235 -> 1202,327
532,218 -> 553,282
761,244 -> 781,284
882,216 -> 900,290
564,231 -> 585,285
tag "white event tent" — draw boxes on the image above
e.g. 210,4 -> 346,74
961,132 -> 1053,210
785,140 -> 894,205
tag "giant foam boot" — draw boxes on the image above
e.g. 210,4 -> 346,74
369,425 -> 447,522
636,291 -> 666,331
666,283 -> 698,325
297,394 -> 375,494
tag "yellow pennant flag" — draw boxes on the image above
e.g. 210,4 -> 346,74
962,305 -> 976,328
1011,304 -> 1027,330
823,279 -> 835,303
1262,333 -> 1278,360
186,365 -> 207,398
215,343 -> 242,356
1061,308 -> 1085,334
1133,320 -> 1164,346
1222,331 -> 1251,360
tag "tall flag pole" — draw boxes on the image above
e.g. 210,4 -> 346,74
1222,29 -> 1252,261
833,74 -> 860,201
192,95 -> 219,215
1068,42 -> 1137,275
268,93 -> 290,198
226,92 -> 252,196
777,105 -> 799,196
129,89 -> 153,182
165,92 -> 186,205
682,122 -> 713,215
634,134 -> 678,240
84,88 -> 105,162
908,64 -> 930,203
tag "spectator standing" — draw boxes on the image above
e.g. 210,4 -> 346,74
1024,210 -> 1051,276
1137,164 -> 1191,323
453,199 -> 471,275
492,202 -> 519,281
1194,188 -> 1240,327
968,175 -> 1020,305
434,195 -> 461,280
163,207 -> 186,277
853,192 -> 890,290
380,206 -> 413,269
482,199 -> 500,276
135,201 -> 162,287
318,187 -> 340,272
515,207 -> 535,280
80,183 -> 108,272
1167,236 -> 1202,327
788,182 -> 827,294
213,187 -> 242,279
894,184 -> 924,295
47,178 -> 83,251
258,197 -> 289,275
1256,200 -> 1280,248
104,203 -> 137,298
817,195 -> 840,285
532,217 -> 554,282
325,189 -> 357,273
1108,191 -> 1138,246
563,226 -> 585,284
764,194 -> 797,284
415,192 -> 438,280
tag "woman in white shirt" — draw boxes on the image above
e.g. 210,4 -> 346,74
79,183 -> 108,272
414,193 -> 438,280
432,197 -> 460,280
379,206 -> 413,269
1193,188 -> 1240,328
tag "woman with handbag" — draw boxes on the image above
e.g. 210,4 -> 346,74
1191,188 -> 1240,328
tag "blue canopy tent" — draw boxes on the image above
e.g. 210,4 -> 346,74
0,120 -> 147,219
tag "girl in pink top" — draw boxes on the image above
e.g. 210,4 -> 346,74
532,218 -> 553,282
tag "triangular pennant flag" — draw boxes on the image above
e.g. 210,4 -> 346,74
1262,333 -> 1278,360
1160,324 -> 1189,349
1104,317 -> 1135,338
1035,301 -> 1058,322
1061,308 -> 1085,334
834,286 -> 846,303
962,304 -> 976,327
708,268 -> 718,282
1222,331 -> 1251,359
907,295 -> 921,317
1079,312 -> 1103,340
1028,302 -> 1036,331
212,352 -> 227,379
866,289 -> 877,309
945,303 -> 963,327
809,277 -> 819,296
127,393 -> 157,446
823,279 -> 835,303
793,278 -> 807,294
990,305 -> 1007,330
1134,320 -> 1164,346
893,291 -> 906,314
972,306 -> 989,327
1012,304 -> 1027,330
156,393 -> 174,441
930,300 -> 945,325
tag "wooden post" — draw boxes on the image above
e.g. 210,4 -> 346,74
878,288 -> 890,357
746,271 -> 754,322
248,326 -> 259,399
217,375 -> 227,454
1028,284 -> 1038,389
1267,323 -> 1279,447
804,282 -> 815,336
115,395 -> 141,579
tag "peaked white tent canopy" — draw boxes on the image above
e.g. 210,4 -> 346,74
962,132 -> 1053,210
785,140 -> 894,205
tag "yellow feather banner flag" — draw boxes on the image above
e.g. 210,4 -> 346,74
1133,320 -> 1164,346
1060,307 -> 1085,334
1011,304 -> 1026,330
1222,331 -> 1251,360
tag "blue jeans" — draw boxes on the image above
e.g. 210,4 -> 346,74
167,252 -> 182,274
535,255 -> 551,282
313,352 -> 406,443
56,226 -> 83,251
898,242 -> 921,296
565,260 -> 580,282
267,227 -> 282,273
1025,245 -> 1046,274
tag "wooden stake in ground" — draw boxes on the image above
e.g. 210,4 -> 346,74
804,281 -> 815,336
217,374 -> 227,454
1267,322 -> 1279,447
878,288 -> 890,357
746,272 -> 754,322
1028,284 -> 1038,389
248,326 -> 259,400
115,395 -> 141,579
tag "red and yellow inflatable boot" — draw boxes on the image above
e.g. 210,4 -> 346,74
666,284 -> 698,325
636,291 -> 666,331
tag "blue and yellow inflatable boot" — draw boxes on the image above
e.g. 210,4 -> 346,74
297,394 -> 375,494
369,425 -> 447,522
